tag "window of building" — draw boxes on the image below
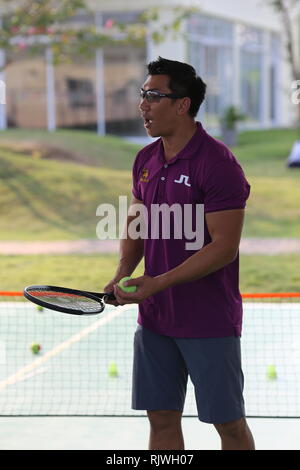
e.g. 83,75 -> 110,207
240,50 -> 261,121
188,15 -> 279,129
270,33 -> 281,123
188,15 -> 234,128
238,24 -> 264,123
66,78 -> 95,108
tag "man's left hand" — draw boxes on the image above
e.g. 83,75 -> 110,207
113,275 -> 160,305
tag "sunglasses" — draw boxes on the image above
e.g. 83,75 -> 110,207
140,89 -> 184,103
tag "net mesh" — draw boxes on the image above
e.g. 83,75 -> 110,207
0,292 -> 300,417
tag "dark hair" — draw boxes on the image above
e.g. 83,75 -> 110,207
147,56 -> 206,118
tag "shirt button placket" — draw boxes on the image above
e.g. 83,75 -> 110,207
157,164 -> 168,203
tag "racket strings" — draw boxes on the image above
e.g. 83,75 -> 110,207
28,289 -> 103,313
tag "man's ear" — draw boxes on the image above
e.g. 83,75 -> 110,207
177,97 -> 191,115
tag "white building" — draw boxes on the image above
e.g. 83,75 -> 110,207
93,0 -> 297,133
0,0 -> 298,134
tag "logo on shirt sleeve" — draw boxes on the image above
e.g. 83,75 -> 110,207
140,168 -> 150,183
174,174 -> 191,187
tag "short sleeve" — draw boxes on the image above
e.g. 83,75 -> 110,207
203,157 -> 251,214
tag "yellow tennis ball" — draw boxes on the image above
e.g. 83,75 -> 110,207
30,343 -> 41,354
108,362 -> 118,378
118,276 -> 137,293
267,364 -> 277,380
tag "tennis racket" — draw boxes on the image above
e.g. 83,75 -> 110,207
24,285 -> 116,316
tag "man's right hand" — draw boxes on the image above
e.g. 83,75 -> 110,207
103,279 -> 122,306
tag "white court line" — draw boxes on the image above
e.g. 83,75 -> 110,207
0,306 -> 130,391
12,367 -> 48,384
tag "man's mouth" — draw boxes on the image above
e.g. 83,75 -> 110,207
143,118 -> 153,129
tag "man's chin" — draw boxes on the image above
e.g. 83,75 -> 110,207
146,128 -> 160,138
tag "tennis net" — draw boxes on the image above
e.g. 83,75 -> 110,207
0,292 -> 300,417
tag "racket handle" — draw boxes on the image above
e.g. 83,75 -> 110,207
103,292 -> 116,302
85,291 -> 116,301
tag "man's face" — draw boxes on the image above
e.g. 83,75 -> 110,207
139,74 -> 181,138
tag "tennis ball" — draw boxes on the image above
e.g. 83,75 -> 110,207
267,364 -> 277,380
36,305 -> 44,312
108,362 -> 118,378
118,276 -> 137,293
30,343 -> 41,355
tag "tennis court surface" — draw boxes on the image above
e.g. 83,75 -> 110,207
0,292 -> 300,449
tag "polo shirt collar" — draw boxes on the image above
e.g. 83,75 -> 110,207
156,121 -> 205,165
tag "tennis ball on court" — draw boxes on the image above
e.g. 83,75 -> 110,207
108,362 -> 118,378
267,364 -> 277,380
30,343 -> 41,355
118,276 -> 137,293
36,305 -> 44,312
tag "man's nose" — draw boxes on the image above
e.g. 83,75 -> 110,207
139,97 -> 150,111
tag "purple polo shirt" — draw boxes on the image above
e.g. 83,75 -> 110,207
132,122 -> 250,338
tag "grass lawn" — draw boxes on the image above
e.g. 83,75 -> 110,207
0,253 -> 299,294
235,128 -> 300,237
0,127 -> 300,294
0,254 -> 144,293
0,128 -> 139,170
0,146 -> 132,240
1,127 -> 300,240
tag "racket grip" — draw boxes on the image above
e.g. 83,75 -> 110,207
86,291 -> 116,301
103,292 -> 116,302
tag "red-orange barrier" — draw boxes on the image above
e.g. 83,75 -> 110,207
242,293 -> 300,299
1,291 -> 300,298
0,291 -> 23,297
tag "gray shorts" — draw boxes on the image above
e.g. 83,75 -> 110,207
132,326 -> 245,424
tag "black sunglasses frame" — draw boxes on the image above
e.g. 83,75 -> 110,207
140,89 -> 184,103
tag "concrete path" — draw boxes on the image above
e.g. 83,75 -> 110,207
0,238 -> 300,255
0,239 -> 120,255
0,416 -> 299,450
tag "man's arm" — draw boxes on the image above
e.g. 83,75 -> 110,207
103,196 -> 144,297
113,209 -> 245,303
156,209 -> 245,290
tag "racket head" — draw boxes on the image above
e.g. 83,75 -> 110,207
24,285 -> 107,315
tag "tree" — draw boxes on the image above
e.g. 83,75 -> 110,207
0,1 -> 195,132
0,0 -> 194,71
268,0 -> 300,121
268,0 -> 300,165
268,0 -> 300,82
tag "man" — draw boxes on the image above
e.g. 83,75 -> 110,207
104,57 -> 255,451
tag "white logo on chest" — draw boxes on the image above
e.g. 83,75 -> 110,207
174,174 -> 191,187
